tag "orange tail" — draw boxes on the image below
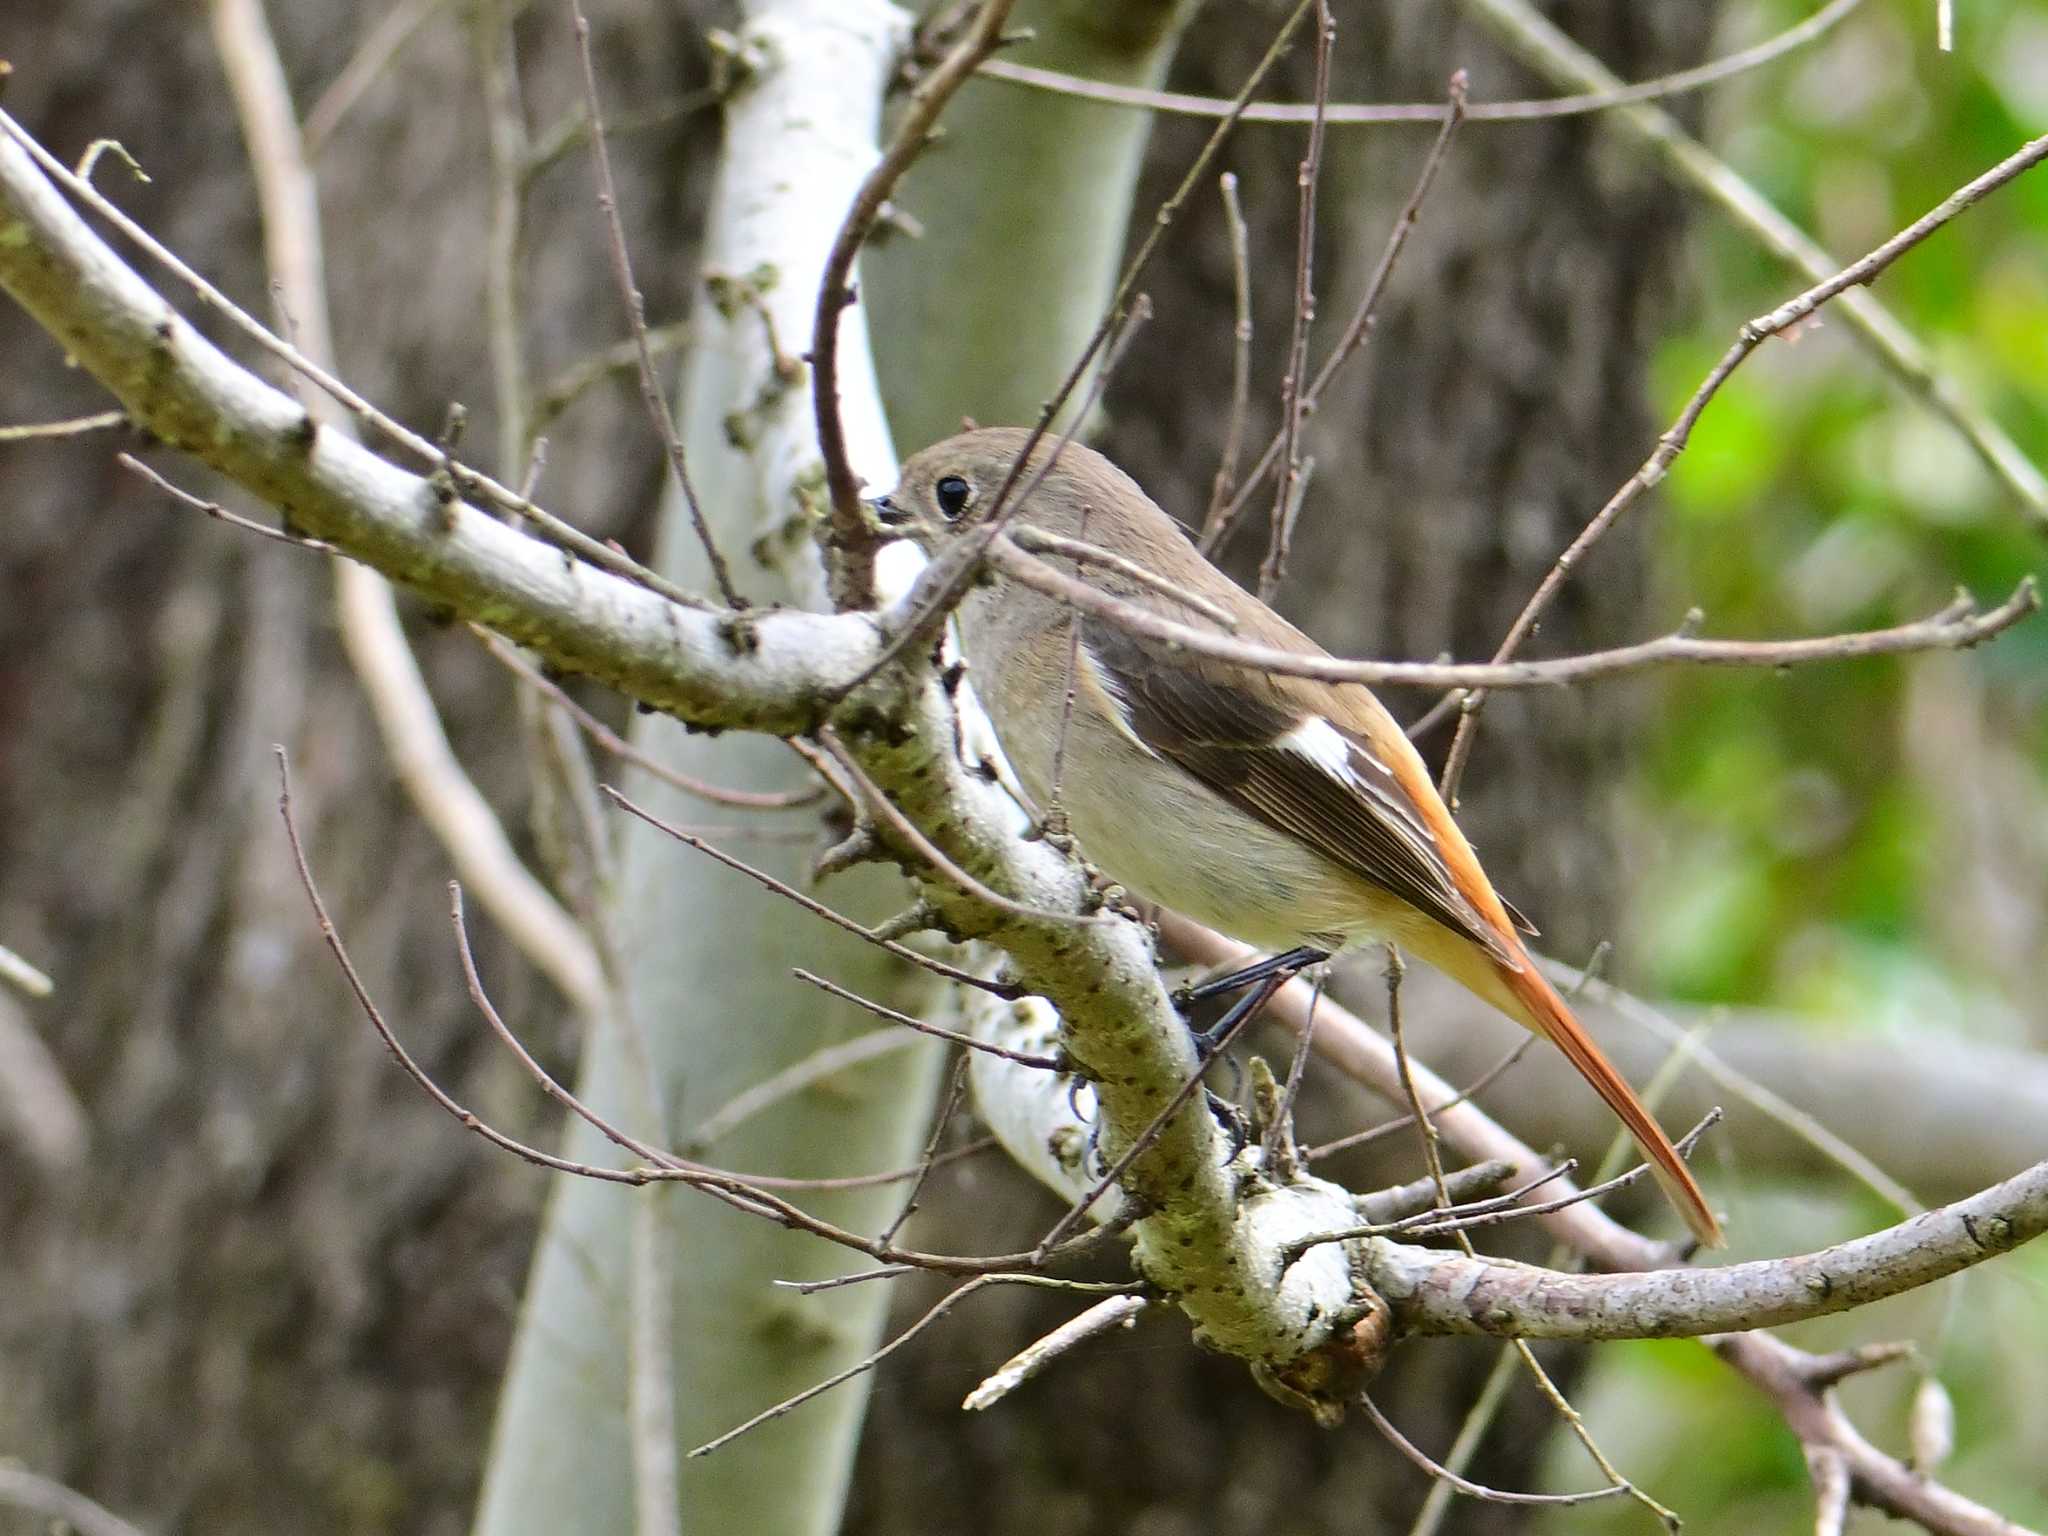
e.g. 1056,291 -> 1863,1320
1495,960 -> 1723,1248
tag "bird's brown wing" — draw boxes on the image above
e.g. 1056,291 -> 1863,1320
1084,624 -> 1518,966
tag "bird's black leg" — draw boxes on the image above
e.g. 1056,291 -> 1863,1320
1174,945 -> 1330,1010
1189,965 -> 1299,1057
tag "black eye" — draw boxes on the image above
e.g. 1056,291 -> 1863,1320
934,475 -> 971,521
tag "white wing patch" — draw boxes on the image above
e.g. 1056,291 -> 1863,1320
1277,718 -> 1438,846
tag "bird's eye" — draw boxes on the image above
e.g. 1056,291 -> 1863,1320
934,475 -> 972,521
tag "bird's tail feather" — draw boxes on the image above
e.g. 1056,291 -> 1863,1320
1494,959 -> 1723,1248
1403,921 -> 1724,1249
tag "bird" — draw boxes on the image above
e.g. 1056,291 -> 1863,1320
871,426 -> 1723,1248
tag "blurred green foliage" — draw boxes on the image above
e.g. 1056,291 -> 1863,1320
1543,1 -> 2048,1528
1633,0 -> 2047,1029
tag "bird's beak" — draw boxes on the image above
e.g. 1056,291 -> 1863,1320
870,492 -> 910,529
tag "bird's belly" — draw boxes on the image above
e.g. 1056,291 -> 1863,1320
1048,719 -> 1392,954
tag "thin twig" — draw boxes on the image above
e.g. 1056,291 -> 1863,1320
524,90 -> 722,186
813,0 -> 1019,606
815,726 -> 1111,928
1562,963 -> 1922,1217
690,1272 -> 1134,1458
119,452 -> 336,550
978,0 -> 1868,125
963,1292 -> 1151,1410
1258,0 -> 1333,602
1305,1037 -> 1535,1161
684,1028 -> 922,1153
1044,502 -> 1090,834
1200,171 -> 1253,544
476,628 -> 824,810
567,0 -> 740,607
1433,127 -> 2048,803
0,408 -> 126,441
1263,966 -> 1324,1171
1359,1395 -> 1631,1508
529,320 -> 692,435
1385,944 -> 1680,1531
602,785 -> 1020,997
994,545 -> 2038,693
793,968 -> 1061,1070
1009,525 -> 1239,629
1405,1345 -> 1521,1536
876,1050 -> 971,1245
439,873 -> 1114,1273
302,0 -> 452,153
1209,71 -> 1469,555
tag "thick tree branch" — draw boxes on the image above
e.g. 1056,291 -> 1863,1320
1368,1160 -> 2048,1340
0,119 -> 873,736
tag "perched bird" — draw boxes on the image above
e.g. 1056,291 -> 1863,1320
874,427 -> 1722,1248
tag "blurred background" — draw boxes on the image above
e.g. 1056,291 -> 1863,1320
1,0 -> 2043,1531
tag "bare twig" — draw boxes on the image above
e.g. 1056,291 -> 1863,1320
119,452 -> 336,550
1434,126 -> 2048,801
1359,1395 -> 1629,1509
302,0 -> 452,153
793,968 -> 1061,1070
994,535 -> 2037,693
1305,1037 -> 1534,1161
813,0 -> 1019,606
567,0 -> 741,607
524,90 -> 721,186
1296,1112 -> 1720,1253
529,321 -> 693,436
816,726 -> 1110,928
963,1292 -> 1151,1410
602,786 -> 1022,997
684,1028 -> 923,1154
1044,503 -> 1090,832
1258,0 -> 1333,602
1209,70 -> 1469,554
1199,171 -> 1253,544
477,627 -> 826,810
0,408 -> 125,441
1459,0 -> 2048,521
1386,944 -> 1679,1531
978,0 -> 1868,125
877,1050 -> 971,1245
690,1272 -> 1135,1458
1008,525 -> 1238,629
1263,966 -> 1324,1171
1559,962 -> 1922,1216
